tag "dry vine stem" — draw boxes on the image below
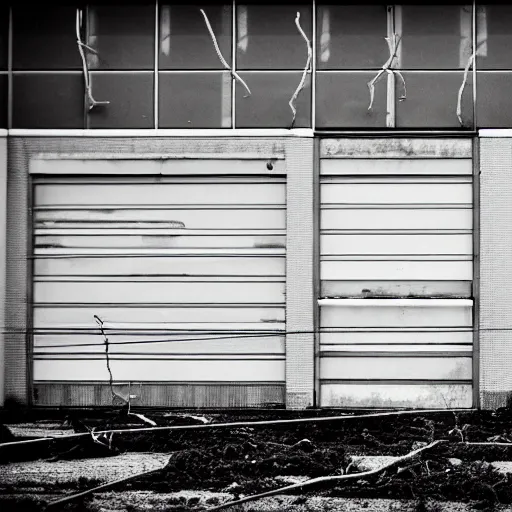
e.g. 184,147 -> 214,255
200,8 -> 251,97
456,40 -> 486,126
289,12 -> 312,127
206,440 -> 447,511
0,409 -> 476,450
76,9 -> 110,111
94,315 -> 156,426
368,34 -> 406,111
94,315 -> 127,405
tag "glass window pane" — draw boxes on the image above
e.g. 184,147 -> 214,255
159,4 -> 232,70
235,72 -> 310,127
399,4 -> 472,69
236,4 -> 312,70
87,3 -> 155,70
316,72 -> 387,128
13,73 -> 85,128
316,4 -> 389,70
477,72 -> 512,127
0,74 -> 7,127
476,5 -> 512,69
13,6 -> 82,70
396,72 -> 474,128
0,7 -> 9,70
159,72 -> 232,128
87,72 -> 154,128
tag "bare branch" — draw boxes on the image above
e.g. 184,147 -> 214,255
94,314 -> 126,405
76,9 -> 110,111
289,12 -> 312,128
368,34 -> 406,111
200,8 -> 251,97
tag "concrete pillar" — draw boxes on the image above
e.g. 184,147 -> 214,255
479,135 -> 512,409
285,137 -> 315,409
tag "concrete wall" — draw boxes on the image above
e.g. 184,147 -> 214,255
479,136 -> 512,409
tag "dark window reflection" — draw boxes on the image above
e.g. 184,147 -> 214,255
396,72 -> 474,128
13,6 -> 82,70
0,74 -> 7,127
477,72 -> 512,127
87,72 -> 154,128
399,4 -> 472,70
316,4 -> 389,70
159,72 -> 232,128
87,3 -> 155,70
316,72 -> 387,128
159,4 -> 232,70
13,73 -> 85,128
235,72 -> 311,127
236,4 -> 312,69
476,5 -> 512,69
0,7 -> 9,70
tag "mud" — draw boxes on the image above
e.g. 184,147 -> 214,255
3,408 -> 512,509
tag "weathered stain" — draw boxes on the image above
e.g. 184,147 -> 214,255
253,242 -> 286,249
321,139 -> 472,159
35,243 -> 63,249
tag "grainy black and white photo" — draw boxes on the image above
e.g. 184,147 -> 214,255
1,1 -> 512,511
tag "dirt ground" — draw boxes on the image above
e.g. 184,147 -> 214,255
2,407 -> 512,511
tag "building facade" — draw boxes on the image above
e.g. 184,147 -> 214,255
0,1 -> 511,410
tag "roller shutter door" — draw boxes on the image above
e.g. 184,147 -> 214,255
32,169 -> 286,407
319,139 -> 474,409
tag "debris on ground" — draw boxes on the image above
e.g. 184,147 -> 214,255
2,408 -> 512,510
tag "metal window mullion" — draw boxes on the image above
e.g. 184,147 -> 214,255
154,0 -> 159,129
7,6 -> 12,129
84,5 -> 91,129
472,0 -> 477,129
232,0 -> 236,129
386,4 -> 398,128
311,0 -> 317,131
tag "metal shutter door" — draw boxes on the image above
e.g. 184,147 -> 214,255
318,139 -> 474,409
32,171 -> 286,407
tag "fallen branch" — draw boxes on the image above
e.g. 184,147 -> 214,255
206,440 -> 446,511
464,441 -> 512,447
0,409 -> 475,450
44,455 -> 172,509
